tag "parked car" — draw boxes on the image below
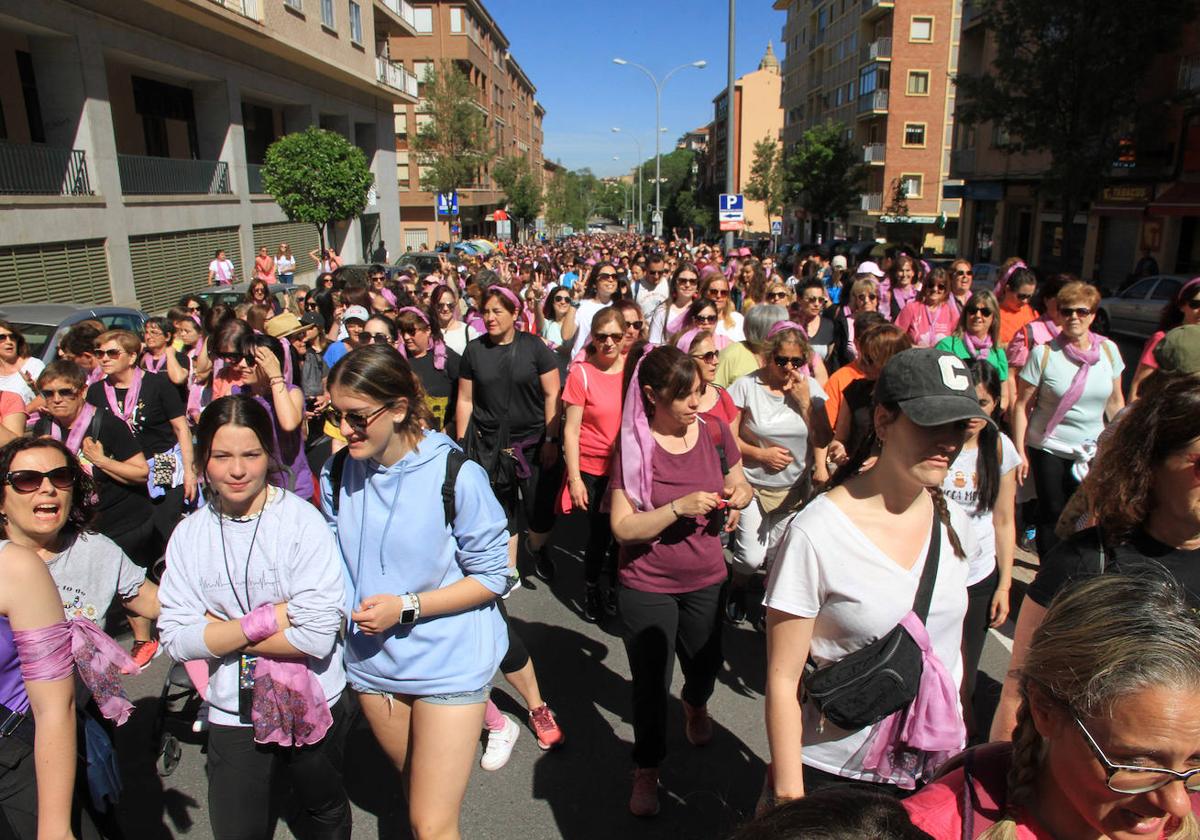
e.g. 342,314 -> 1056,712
971,263 -> 1000,293
188,281 -> 296,312
1096,274 -> 1186,340
0,304 -> 147,364
395,251 -> 460,277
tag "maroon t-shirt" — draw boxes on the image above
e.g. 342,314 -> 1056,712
612,417 -> 740,594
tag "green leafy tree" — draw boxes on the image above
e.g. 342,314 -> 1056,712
783,122 -> 868,241
262,126 -> 373,254
954,0 -> 1196,269
744,138 -> 785,234
492,155 -> 544,240
412,59 -> 493,198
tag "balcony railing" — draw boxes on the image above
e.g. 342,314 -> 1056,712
862,0 -> 894,14
963,0 -> 984,27
951,148 -> 976,175
117,155 -> 231,195
857,89 -> 889,114
246,163 -> 266,194
376,56 -> 419,98
376,0 -> 416,30
0,142 -> 92,196
865,37 -> 892,61
209,0 -> 259,21
864,143 -> 886,163
861,193 -> 883,212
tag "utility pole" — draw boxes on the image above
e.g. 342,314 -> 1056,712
724,0 -> 737,255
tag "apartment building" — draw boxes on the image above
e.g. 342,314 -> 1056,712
775,0 -> 961,254
951,5 -> 1200,285
705,44 -> 782,235
0,0 -> 415,311
383,1 -> 545,250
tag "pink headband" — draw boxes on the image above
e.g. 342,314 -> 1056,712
1179,276 -> 1200,302
766,321 -> 807,340
395,306 -> 446,370
998,260 -> 1028,290
486,285 -> 522,312
619,345 -> 659,511
379,287 -> 398,308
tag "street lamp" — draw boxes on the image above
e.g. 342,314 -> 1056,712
613,57 -> 707,237
611,127 -> 644,234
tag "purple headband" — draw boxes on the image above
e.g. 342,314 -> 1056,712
379,287 -> 398,308
998,260 -> 1028,291
395,306 -> 447,371
1179,276 -> 1200,302
674,327 -> 705,353
486,284 -> 522,312
765,321 -> 807,341
619,344 -> 659,511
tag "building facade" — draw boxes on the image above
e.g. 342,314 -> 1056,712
775,0 -> 961,253
0,0 -> 414,311
383,0 -> 544,251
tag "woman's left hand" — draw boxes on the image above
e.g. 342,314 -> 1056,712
723,481 -> 754,510
724,509 -> 740,533
183,470 -> 198,503
989,588 -> 1010,628
352,595 -> 403,635
254,345 -> 282,380
540,440 -> 558,468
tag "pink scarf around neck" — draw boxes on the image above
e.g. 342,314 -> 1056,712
49,404 -> 98,474
1042,332 -> 1104,435
103,369 -> 143,428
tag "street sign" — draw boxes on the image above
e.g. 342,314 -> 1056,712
719,193 -> 745,223
719,220 -> 744,232
450,223 -> 460,234
771,220 -> 783,235
436,191 -> 459,216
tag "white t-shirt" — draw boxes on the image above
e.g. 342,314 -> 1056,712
727,371 -> 827,489
647,303 -> 689,344
634,280 -> 669,318
0,357 -> 45,403
716,310 -> 746,343
1019,338 -> 1123,457
442,321 -> 479,356
571,299 -> 611,358
209,258 -> 235,284
764,494 -> 972,784
942,432 -> 1021,585
275,254 -> 296,275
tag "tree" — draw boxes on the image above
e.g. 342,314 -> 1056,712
954,0 -> 1196,270
492,155 -> 543,240
744,138 -> 785,234
412,59 -> 493,198
262,126 -> 374,255
783,122 -> 868,241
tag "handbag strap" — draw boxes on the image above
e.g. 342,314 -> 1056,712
912,509 -> 942,622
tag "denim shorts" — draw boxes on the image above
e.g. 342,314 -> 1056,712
350,682 -> 490,706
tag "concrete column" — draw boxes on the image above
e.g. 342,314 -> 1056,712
283,104 -> 315,135
365,114 -> 400,257
194,78 -> 254,277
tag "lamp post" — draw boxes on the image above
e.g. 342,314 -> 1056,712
611,127 -> 643,234
613,57 -> 707,238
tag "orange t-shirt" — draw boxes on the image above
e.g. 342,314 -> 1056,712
824,362 -> 867,429
998,302 -> 1036,346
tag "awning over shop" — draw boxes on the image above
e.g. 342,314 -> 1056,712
1149,182 -> 1200,216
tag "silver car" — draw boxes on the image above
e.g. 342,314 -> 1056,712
0,304 -> 147,364
1096,275 -> 1186,340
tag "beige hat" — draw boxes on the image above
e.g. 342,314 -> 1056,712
265,311 -> 306,339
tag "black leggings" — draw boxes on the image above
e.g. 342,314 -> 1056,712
579,471 -> 618,588
0,735 -> 100,840
961,569 -> 998,707
620,582 -> 724,768
496,599 -> 530,675
1028,446 -> 1078,558
206,696 -> 352,840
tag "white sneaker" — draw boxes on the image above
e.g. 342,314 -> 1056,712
192,700 -> 210,734
480,713 -> 520,771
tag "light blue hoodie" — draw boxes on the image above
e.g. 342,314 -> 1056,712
320,430 -> 509,696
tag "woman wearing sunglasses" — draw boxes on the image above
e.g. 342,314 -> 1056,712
647,264 -> 701,344
159,395 -> 350,840
396,308 -> 460,435
895,267 -> 958,348
1129,276 -> 1200,402
907,573 -> 1200,838
685,330 -> 738,425
700,275 -> 745,343
430,284 -> 480,357
790,279 -> 839,373
244,279 -> 282,316
616,300 -> 647,355
561,310 -> 627,623
0,319 -> 44,405
539,285 -> 578,354
830,275 -> 882,368
1012,281 -> 1124,558
670,300 -> 726,350
725,324 -> 832,627
937,289 -> 1010,389
569,262 -> 622,358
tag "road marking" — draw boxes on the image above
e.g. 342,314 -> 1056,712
989,627 -> 1013,653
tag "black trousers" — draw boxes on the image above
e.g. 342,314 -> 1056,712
961,569 -> 999,706
0,735 -> 99,840
206,696 -> 351,840
579,471 -> 618,588
801,764 -> 907,799
620,582 -> 724,768
1028,447 -> 1078,558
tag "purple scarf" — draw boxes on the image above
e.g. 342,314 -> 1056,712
618,346 -> 658,511
103,369 -> 143,429
1042,333 -> 1103,436
963,332 -> 994,360
141,352 -> 167,374
396,306 -> 447,370
862,612 -> 965,789
48,404 -> 98,475
890,283 -> 918,314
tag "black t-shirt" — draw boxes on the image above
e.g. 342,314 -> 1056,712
1028,526 -> 1200,608
843,377 -> 876,457
87,372 -> 185,458
410,348 -> 461,433
143,350 -> 191,405
459,331 -> 558,441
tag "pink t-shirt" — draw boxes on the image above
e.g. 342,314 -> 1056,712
1005,317 -> 1061,368
611,417 -> 740,594
895,300 -> 958,347
562,360 -> 624,476
702,385 -> 738,426
1140,330 -> 1167,369
0,390 -> 24,419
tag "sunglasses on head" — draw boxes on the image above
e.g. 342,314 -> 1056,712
41,387 -> 78,400
774,355 -> 807,370
966,306 -> 993,316
1060,306 -> 1094,318
93,348 -> 125,359
692,350 -> 719,364
324,403 -> 392,435
5,466 -> 75,494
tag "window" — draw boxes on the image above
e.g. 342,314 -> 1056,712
320,0 -> 334,28
284,0 -> 302,10
450,7 -> 463,32
907,70 -> 930,95
412,60 -> 432,84
348,1 -> 362,43
394,111 -> 407,136
903,123 -> 926,146
413,6 -> 433,33
910,16 -> 933,41
847,81 -> 855,101
835,86 -> 843,106
396,151 -> 410,185
415,113 -> 433,131
860,64 -> 879,95
900,173 -> 923,198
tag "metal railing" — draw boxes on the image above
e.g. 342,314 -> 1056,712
0,142 -> 92,196
863,0 -> 894,13
857,89 -> 889,114
376,0 -> 416,29
246,163 -> 266,194
951,148 -> 976,175
865,37 -> 892,61
861,193 -> 883,212
864,143 -> 886,163
117,155 -> 231,195
209,0 -> 259,21
376,56 -> 419,98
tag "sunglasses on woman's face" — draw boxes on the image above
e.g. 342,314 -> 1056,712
707,288 -> 730,299
694,314 -> 718,325
1184,297 -> 1200,311
593,332 -> 623,345
767,292 -> 789,301
1015,292 -> 1034,302
552,295 -> 572,304
774,355 -> 806,370
40,387 -> 78,400
966,306 -> 993,316
364,332 -> 393,344
325,404 -> 391,435
929,283 -> 948,292
93,348 -> 126,359
217,351 -> 256,367
802,295 -> 824,304
625,320 -> 644,331
0,332 -> 15,342
692,350 -> 719,364
187,306 -> 202,314
5,466 -> 75,494
676,277 -> 697,286
1060,306 -> 1094,319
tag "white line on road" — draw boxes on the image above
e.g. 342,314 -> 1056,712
989,627 -> 1013,653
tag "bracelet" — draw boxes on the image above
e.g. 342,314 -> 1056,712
398,592 -> 421,625
669,500 -> 679,518
269,376 -> 285,384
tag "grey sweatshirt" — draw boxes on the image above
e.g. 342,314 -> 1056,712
158,488 -> 346,727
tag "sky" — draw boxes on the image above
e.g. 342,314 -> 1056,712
486,0 -> 784,179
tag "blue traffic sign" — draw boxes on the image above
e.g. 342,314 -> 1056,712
436,192 -> 459,216
771,220 -> 783,235
719,194 -> 744,213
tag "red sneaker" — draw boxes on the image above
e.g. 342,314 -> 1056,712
130,639 -> 159,671
629,767 -> 660,817
683,700 -> 713,746
528,703 -> 565,750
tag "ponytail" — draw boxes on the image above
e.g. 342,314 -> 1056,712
976,702 -> 1041,840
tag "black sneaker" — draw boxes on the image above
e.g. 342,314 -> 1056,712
529,540 -> 556,582
583,585 -> 603,623
604,587 -> 619,616
725,589 -> 747,625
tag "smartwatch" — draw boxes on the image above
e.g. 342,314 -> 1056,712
398,592 -> 421,625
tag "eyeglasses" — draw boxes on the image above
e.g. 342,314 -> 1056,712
365,332 -> 394,344
552,295 -> 572,304
40,387 -> 79,400
370,275 -> 387,282
216,351 -> 256,367
0,332 -> 14,342
93,348 -> 126,359
676,277 -> 698,286
325,403 -> 393,435
625,320 -> 644,331
692,350 -> 720,364
954,270 -> 974,277
707,289 -> 730,299
1074,716 -> 1200,794
435,302 -> 455,312
767,292 -> 790,301
774,355 -> 807,369
593,332 -> 623,345
929,284 -> 949,292
694,314 -> 718,325
1184,297 -> 1200,311
802,295 -> 824,304
647,269 -> 666,276
965,306 -> 993,316
1060,306 -> 1094,319
1015,292 -> 1034,302
5,466 -> 75,494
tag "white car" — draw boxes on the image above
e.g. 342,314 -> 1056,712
1096,275 -> 1187,340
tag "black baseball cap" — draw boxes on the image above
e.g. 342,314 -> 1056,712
874,348 -> 996,428
299,311 -> 326,332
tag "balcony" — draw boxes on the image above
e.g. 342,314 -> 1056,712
856,89 -> 889,115
862,0 -> 894,19
0,142 -> 92,196
861,192 -> 883,212
376,56 -> 419,99
863,143 -> 886,164
951,148 -> 976,175
808,72 -> 823,91
375,0 -> 417,33
246,163 -> 266,194
963,0 -> 984,28
208,0 -> 259,21
117,155 -> 231,195
864,37 -> 892,62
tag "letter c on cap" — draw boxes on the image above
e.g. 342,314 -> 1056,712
938,355 -> 971,391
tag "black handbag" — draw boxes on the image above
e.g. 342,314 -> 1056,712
801,512 -> 941,731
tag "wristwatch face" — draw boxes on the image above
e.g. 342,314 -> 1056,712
401,607 -> 417,624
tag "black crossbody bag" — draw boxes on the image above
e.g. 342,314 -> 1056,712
802,512 -> 941,731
